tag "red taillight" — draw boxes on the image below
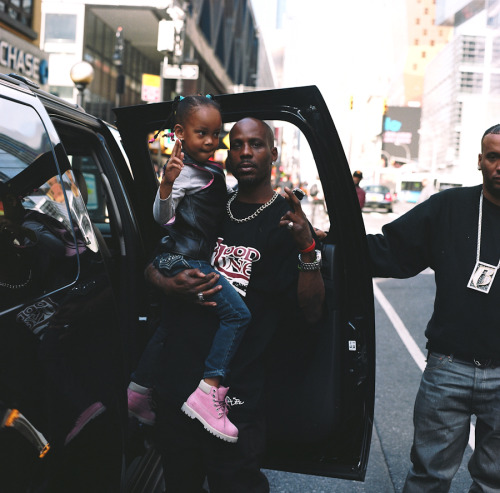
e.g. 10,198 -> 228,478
385,193 -> 392,201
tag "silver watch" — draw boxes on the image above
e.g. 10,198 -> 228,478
298,250 -> 322,271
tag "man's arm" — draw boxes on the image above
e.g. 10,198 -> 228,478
366,199 -> 432,279
297,257 -> 325,324
280,187 -> 325,324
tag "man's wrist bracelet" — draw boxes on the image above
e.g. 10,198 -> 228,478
298,250 -> 322,271
299,239 -> 316,254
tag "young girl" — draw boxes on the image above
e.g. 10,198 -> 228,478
127,95 -> 250,443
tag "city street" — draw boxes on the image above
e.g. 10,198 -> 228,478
264,203 -> 475,492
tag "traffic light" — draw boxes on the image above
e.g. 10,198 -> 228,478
349,96 -> 354,110
113,27 -> 124,67
383,98 -> 388,115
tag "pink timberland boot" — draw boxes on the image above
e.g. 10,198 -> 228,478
181,380 -> 238,443
127,382 -> 156,425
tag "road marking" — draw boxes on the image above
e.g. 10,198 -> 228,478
373,280 -> 475,450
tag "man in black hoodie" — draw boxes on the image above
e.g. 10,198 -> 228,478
367,124 -> 500,492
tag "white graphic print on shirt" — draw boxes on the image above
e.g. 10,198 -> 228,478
211,237 -> 261,297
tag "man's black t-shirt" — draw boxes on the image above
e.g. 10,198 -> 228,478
155,195 -> 298,419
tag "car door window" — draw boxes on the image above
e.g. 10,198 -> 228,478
51,120 -> 127,261
148,120 -> 331,233
0,98 -> 87,311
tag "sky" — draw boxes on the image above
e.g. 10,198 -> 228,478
250,0 -> 402,177
251,0 -> 400,135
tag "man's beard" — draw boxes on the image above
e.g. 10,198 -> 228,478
236,173 -> 271,190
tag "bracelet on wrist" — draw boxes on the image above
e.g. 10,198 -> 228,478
299,239 -> 316,254
298,249 -> 322,271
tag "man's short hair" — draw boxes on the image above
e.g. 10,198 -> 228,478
482,124 -> 500,141
353,170 -> 363,179
230,117 -> 275,148
481,124 -> 500,151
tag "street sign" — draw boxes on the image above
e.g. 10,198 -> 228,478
180,64 -> 199,80
162,63 -> 199,80
157,20 -> 175,52
162,64 -> 181,79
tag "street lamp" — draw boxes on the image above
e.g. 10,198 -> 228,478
70,61 -> 94,107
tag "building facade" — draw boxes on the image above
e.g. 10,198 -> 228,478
0,0 -> 49,86
39,0 -> 269,121
419,0 -> 500,186
402,0 -> 454,106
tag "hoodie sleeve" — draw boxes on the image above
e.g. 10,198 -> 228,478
367,198 -> 435,279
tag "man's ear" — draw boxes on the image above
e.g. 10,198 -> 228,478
478,154 -> 482,170
225,153 -> 234,173
174,123 -> 184,140
271,146 -> 278,162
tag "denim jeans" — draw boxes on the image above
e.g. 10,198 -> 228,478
403,352 -> 500,493
153,252 -> 251,380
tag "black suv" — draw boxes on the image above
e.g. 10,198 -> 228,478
0,74 -> 375,492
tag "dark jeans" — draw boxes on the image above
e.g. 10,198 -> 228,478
155,400 -> 269,493
153,253 -> 251,380
403,352 -> 500,493
132,254 -> 251,387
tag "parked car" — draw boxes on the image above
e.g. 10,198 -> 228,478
0,74 -> 375,491
363,184 -> 394,213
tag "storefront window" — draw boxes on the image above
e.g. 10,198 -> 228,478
0,0 -> 34,37
0,0 -> 31,25
45,13 -> 77,43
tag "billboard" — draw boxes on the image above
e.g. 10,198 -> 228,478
381,106 -> 421,165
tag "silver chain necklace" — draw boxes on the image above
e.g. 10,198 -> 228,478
467,191 -> 500,293
0,268 -> 32,290
227,191 -> 279,223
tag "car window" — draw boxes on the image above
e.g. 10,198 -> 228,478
365,185 -> 388,193
148,120 -> 331,234
0,97 -> 86,311
52,119 -> 127,259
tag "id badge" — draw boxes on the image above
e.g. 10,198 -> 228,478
467,261 -> 498,294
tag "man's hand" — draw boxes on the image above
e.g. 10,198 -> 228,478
159,139 -> 184,199
279,187 -> 315,252
145,263 -> 221,307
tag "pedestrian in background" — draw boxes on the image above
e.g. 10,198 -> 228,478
353,170 -> 366,209
417,177 -> 436,204
367,124 -> 500,492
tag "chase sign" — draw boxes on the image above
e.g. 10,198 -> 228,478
0,39 -> 48,84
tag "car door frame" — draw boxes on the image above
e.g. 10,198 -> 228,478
113,85 -> 375,481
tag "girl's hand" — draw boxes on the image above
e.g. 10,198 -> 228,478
159,139 -> 184,199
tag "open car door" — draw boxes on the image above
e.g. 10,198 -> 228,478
114,85 -> 375,482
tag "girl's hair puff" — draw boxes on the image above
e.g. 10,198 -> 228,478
151,94 -> 220,142
173,94 -> 221,127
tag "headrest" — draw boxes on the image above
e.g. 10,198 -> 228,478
72,169 -> 88,205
